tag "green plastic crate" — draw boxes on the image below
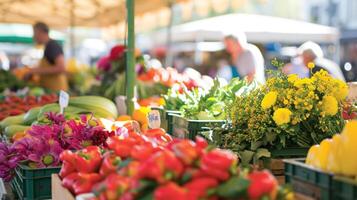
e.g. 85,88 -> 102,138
170,114 -> 225,139
151,107 -> 181,134
332,176 -> 357,200
284,158 -> 334,200
270,148 -> 309,158
11,164 -> 61,200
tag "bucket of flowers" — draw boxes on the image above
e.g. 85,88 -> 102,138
220,68 -> 349,172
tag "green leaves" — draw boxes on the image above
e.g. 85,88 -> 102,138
164,77 -> 252,120
216,176 -> 250,198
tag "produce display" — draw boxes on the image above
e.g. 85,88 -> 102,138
306,120 -> 357,176
0,70 -> 27,93
0,95 -> 118,141
0,112 -> 121,181
58,129 -> 290,200
90,44 -> 205,101
0,93 -> 58,121
342,101 -> 357,120
1,52 -> 354,200
219,70 -> 348,163
163,78 -> 256,120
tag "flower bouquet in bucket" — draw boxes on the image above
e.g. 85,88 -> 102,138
221,69 -> 348,164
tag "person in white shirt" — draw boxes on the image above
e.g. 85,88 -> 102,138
298,41 -> 345,81
223,32 -> 265,83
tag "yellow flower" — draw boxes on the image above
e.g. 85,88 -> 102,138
261,91 -> 278,109
332,80 -> 348,101
307,62 -> 315,69
294,78 -> 313,88
321,95 -> 338,116
288,74 -> 298,83
273,108 -> 292,125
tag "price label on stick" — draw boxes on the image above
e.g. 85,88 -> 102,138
59,90 -> 69,114
148,110 -> 161,129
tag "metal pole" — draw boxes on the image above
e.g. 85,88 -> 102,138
70,0 -> 75,57
126,0 -> 135,115
165,1 -> 174,67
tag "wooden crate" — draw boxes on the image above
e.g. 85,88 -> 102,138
51,174 -> 75,200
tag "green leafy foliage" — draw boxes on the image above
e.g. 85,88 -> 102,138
163,78 -> 255,120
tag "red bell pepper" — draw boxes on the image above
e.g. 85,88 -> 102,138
184,177 -> 218,200
75,146 -> 102,173
138,150 -> 184,183
130,142 -> 162,161
94,173 -> 131,200
168,139 -> 198,166
60,150 -> 75,164
59,161 -> 76,178
99,152 -> 121,176
106,136 -> 141,158
72,173 -> 102,195
247,170 -> 278,200
154,182 -> 187,200
119,160 -> 140,178
143,128 -> 172,143
62,173 -> 79,193
200,149 -> 238,181
195,137 -> 208,154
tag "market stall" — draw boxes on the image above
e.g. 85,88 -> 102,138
0,1 -> 357,200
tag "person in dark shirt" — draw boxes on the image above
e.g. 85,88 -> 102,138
26,22 -> 68,91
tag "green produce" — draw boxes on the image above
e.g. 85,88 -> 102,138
29,87 -> 45,96
0,114 -> 25,129
37,103 -> 88,118
23,107 -> 41,125
4,125 -> 30,137
164,78 -> 255,120
0,70 -> 26,92
69,96 -> 118,119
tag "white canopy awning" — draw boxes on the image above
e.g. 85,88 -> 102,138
0,0 -> 187,28
146,13 -> 339,46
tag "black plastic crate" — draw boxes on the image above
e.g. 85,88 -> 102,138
332,176 -> 357,200
11,163 -> 60,200
170,113 -> 226,139
284,158 -> 333,200
151,107 -> 180,134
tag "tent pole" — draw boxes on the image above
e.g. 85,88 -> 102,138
164,1 -> 174,67
70,0 -> 75,57
126,0 -> 135,115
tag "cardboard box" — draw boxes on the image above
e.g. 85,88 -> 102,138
51,174 -> 75,200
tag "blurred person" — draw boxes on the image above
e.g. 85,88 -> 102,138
282,56 -> 310,78
25,22 -> 68,91
224,32 -> 265,83
298,41 -> 345,81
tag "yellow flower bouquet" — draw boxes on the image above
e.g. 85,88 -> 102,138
222,70 -> 348,162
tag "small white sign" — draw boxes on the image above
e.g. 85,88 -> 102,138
59,90 -> 69,114
148,110 -> 161,129
115,96 -> 127,116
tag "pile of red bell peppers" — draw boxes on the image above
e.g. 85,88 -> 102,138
59,128 -> 287,200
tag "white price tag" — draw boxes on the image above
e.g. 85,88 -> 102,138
148,110 -> 161,129
59,90 -> 69,114
115,96 -> 127,116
